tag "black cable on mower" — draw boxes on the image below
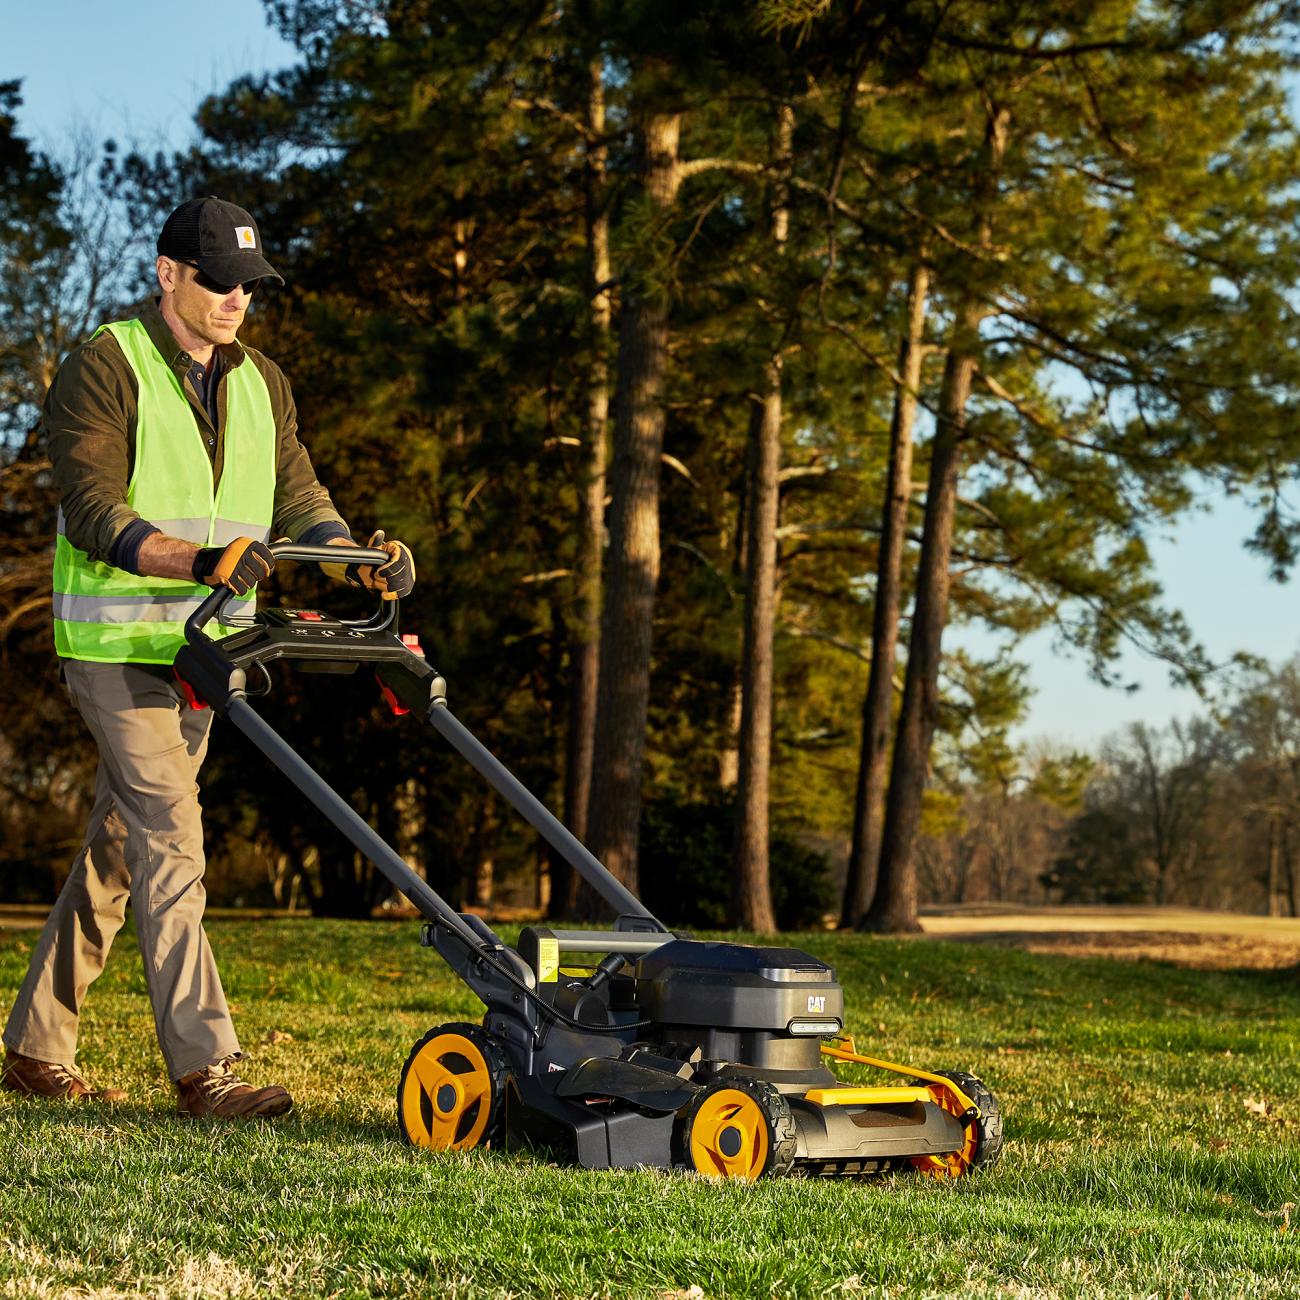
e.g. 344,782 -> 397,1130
434,921 -> 656,1035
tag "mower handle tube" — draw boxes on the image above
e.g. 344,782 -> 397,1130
425,704 -> 666,931
184,541 -> 395,644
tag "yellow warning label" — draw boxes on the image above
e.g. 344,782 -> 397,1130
537,937 -> 559,983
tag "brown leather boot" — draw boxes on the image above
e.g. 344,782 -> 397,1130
176,1059 -> 293,1118
2,1049 -> 127,1102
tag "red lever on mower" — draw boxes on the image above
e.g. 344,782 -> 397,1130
378,679 -> 409,717
377,633 -> 426,716
173,670 -> 210,711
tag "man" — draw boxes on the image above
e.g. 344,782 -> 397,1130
1,196 -> 414,1117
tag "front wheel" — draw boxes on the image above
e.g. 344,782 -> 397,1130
909,1070 -> 1003,1179
397,1021 -> 509,1152
676,1077 -> 798,1181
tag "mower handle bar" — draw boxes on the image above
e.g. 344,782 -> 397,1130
184,540 -> 394,644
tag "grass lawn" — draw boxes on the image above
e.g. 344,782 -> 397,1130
1,916 -> 1297,1299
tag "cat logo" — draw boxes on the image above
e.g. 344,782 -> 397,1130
807,995 -> 826,1014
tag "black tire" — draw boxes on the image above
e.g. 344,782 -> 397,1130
397,1021 -> 510,1152
676,1076 -> 798,1180
909,1069 -> 1004,1177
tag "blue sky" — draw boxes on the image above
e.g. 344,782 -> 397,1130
6,1 -> 1298,752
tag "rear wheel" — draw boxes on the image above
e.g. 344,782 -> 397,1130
677,1077 -> 797,1181
397,1022 -> 509,1152
909,1070 -> 1003,1179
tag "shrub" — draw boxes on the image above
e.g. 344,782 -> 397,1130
638,791 -> 835,931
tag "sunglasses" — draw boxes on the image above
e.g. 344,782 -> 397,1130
179,261 -> 260,297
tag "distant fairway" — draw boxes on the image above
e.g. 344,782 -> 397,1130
1,916 -> 1297,1299
920,903 -> 1300,970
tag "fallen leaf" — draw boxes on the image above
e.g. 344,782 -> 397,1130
656,1288 -> 704,1300
265,1030 -> 294,1045
1242,1097 -> 1271,1119
1253,1202 -> 1294,1234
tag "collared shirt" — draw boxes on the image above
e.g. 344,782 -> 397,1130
45,299 -> 349,562
187,351 -> 224,439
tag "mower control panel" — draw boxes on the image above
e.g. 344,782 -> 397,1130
256,608 -> 345,628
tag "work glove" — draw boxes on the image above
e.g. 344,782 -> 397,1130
192,537 -> 276,595
346,529 -> 415,600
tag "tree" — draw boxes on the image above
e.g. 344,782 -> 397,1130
585,77 -> 684,895
730,103 -> 795,934
841,258 -> 930,928
0,88 -> 144,898
555,54 -> 613,916
860,0 -> 1300,930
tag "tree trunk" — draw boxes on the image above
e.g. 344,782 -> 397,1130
585,105 -> 682,895
841,258 -> 930,929
556,58 -> 611,918
868,298 -> 982,932
718,680 -> 743,789
474,849 -> 495,910
1267,812 -> 1282,917
731,104 -> 794,934
1284,822 -> 1299,917
732,365 -> 783,932
718,408 -> 755,792
867,105 -> 1008,935
468,807 -> 496,910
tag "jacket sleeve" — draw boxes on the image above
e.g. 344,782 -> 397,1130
45,334 -> 147,562
249,350 -> 352,542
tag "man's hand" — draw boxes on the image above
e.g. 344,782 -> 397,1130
346,530 -> 415,600
192,537 -> 276,595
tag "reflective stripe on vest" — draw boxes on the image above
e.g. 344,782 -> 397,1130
52,318 -> 277,664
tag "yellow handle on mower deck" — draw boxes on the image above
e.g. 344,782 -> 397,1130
820,1039 -> 979,1116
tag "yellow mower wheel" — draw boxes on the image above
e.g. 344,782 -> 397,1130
679,1078 -> 796,1181
397,1022 -> 508,1152
909,1070 -> 1003,1180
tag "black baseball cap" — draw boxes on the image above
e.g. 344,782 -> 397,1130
157,196 -> 284,288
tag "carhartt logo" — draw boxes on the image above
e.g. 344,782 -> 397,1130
235,226 -> 256,249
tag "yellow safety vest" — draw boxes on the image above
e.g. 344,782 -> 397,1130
52,318 -> 277,664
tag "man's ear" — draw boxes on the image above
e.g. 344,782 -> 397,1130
156,255 -> 178,294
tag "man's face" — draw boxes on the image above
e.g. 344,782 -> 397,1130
157,257 -> 254,347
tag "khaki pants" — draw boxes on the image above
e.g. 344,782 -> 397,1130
3,660 -> 240,1080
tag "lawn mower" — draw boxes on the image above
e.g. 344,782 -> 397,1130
174,542 -> 1004,1181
